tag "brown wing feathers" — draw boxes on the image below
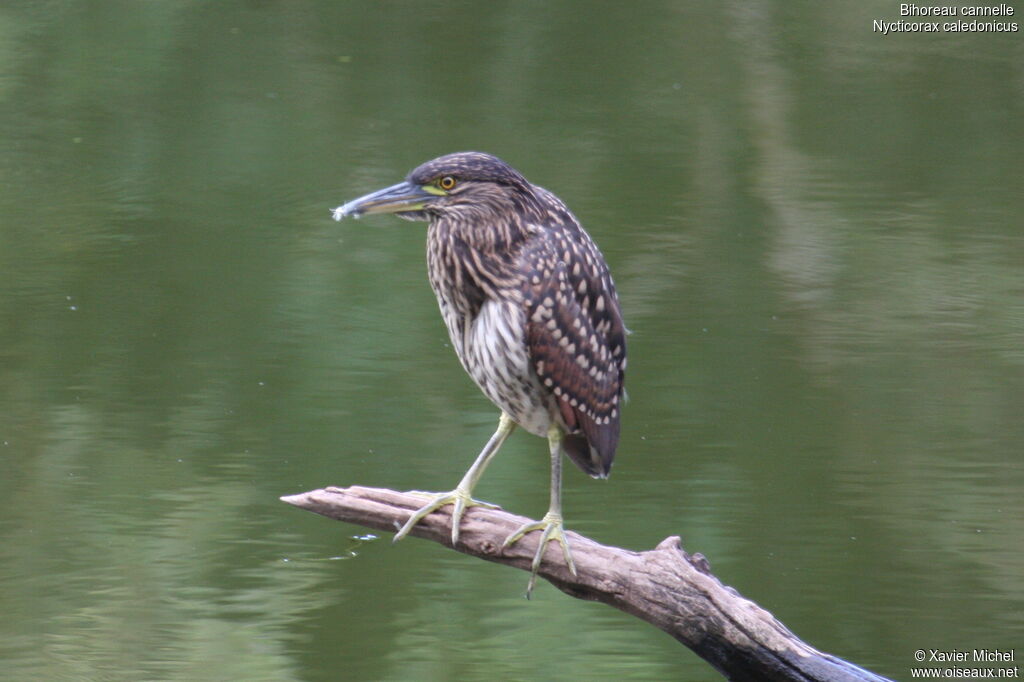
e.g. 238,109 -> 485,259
525,237 -> 625,478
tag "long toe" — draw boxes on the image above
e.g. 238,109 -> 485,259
394,488 -> 497,545
503,512 -> 576,597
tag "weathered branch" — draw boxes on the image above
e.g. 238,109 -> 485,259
281,486 -> 892,682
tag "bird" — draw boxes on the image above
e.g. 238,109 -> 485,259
331,152 -> 626,595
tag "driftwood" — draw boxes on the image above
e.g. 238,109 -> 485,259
281,486 -> 892,682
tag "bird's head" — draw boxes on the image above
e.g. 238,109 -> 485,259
332,152 -> 535,224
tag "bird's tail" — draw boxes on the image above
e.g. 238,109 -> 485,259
562,432 -> 615,479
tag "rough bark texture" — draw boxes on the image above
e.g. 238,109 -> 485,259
281,486 -> 892,682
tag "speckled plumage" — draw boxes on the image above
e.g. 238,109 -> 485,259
333,151 -> 628,592
408,152 -> 627,477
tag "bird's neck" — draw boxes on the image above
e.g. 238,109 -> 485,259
426,214 -> 527,317
430,209 -> 531,255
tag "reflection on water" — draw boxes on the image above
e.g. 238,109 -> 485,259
1,2 -> 1021,680
0,471 -> 331,680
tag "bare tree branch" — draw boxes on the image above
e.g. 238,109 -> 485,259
282,486 -> 892,682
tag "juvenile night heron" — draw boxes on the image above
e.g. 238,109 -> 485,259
332,152 -> 626,594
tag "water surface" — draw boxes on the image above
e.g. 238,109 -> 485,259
1,2 -> 1021,680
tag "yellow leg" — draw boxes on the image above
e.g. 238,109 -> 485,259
394,412 -> 516,545
502,423 -> 577,597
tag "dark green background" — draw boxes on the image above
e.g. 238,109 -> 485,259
1,2 -> 1021,680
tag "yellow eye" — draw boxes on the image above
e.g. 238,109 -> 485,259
438,176 -> 456,191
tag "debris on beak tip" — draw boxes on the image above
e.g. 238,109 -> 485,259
330,205 -> 358,221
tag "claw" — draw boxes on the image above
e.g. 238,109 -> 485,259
503,511 -> 576,597
394,488 -> 497,545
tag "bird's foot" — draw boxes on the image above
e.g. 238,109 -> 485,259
502,511 -> 577,598
394,488 -> 498,546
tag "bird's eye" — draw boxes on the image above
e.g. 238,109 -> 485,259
438,176 -> 457,191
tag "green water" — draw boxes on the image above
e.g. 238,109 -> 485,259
1,2 -> 1021,680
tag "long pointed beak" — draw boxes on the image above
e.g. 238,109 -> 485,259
331,181 -> 435,221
